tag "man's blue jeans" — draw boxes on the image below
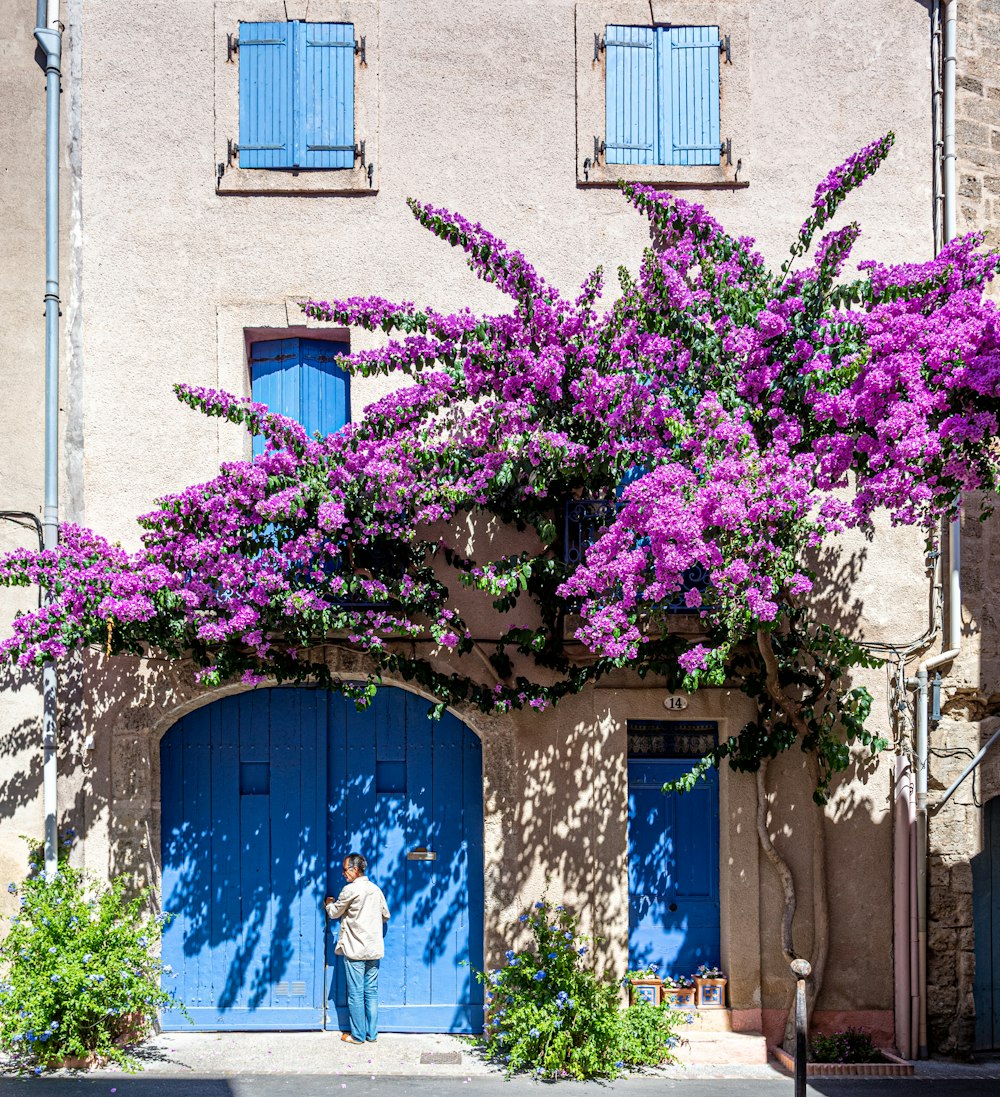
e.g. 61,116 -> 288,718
343,958 -> 380,1041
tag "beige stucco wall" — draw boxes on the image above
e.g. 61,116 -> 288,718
0,0 -> 941,1039
0,1 -> 77,894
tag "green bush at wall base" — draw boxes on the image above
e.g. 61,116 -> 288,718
810,1027 -> 882,1064
0,836 -> 185,1073
477,900 -> 685,1080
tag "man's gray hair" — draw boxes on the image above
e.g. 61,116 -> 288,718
345,852 -> 367,874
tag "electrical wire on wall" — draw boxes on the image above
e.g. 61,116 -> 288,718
0,511 -> 44,607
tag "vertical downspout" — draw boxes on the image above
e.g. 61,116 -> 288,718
899,4 -> 947,1057
902,0 -> 959,1061
931,0 -> 944,254
920,0 -> 960,1062
34,0 -> 62,881
893,753 -> 915,1059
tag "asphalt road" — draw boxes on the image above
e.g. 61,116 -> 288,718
1,1078 -> 999,1097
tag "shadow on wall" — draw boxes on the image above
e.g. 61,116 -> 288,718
0,660 -> 44,838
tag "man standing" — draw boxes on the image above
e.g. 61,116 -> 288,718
325,853 -> 390,1044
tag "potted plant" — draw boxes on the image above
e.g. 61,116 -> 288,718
623,966 -> 663,1007
694,964 -> 727,1009
661,974 -> 696,1010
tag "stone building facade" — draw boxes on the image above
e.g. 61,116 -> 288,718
926,0 -> 1000,1057
0,0 -> 994,1056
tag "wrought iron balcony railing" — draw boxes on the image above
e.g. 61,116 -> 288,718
562,499 -> 711,614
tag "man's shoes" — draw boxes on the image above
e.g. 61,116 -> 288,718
341,1033 -> 365,1044
367,1037 -> 378,1043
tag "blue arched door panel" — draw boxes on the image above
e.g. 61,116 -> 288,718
324,689 -> 484,1032
160,687 -> 483,1033
160,690 -> 327,1029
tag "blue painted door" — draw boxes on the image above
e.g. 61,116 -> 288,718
627,759 -> 720,976
160,690 -> 327,1029
324,689 -> 485,1032
160,687 -> 484,1033
973,795 -> 1000,1050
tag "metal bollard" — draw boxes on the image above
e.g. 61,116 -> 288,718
791,958 -> 812,1097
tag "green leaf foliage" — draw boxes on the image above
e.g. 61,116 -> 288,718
0,835 -> 187,1072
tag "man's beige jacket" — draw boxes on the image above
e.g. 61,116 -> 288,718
325,876 -> 391,960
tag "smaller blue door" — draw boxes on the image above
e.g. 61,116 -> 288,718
628,758 -> 720,977
973,796 -> 1000,1050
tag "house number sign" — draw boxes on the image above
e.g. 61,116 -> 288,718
663,695 -> 689,710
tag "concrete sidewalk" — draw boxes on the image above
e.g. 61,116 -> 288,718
4,1031 -> 1000,1084
8,1031 -> 782,1082
128,1031 -> 498,1079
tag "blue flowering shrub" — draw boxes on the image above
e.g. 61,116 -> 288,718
478,900 -> 683,1079
0,836 -> 184,1072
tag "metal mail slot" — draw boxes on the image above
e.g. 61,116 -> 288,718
407,848 -> 437,861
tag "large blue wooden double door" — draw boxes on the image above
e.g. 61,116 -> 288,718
627,756 -> 720,977
160,687 -> 484,1032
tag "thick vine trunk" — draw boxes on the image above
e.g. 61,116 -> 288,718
753,629 -> 831,1054
806,752 -> 830,1038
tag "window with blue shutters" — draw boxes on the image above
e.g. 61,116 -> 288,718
249,337 -> 351,459
235,22 -> 361,171
601,24 -> 728,168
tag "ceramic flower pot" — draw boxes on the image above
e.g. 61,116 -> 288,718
663,985 -> 696,1009
695,976 -> 727,1008
627,977 -> 662,1006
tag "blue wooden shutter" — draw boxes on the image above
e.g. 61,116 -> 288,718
250,338 -> 302,460
250,338 -> 350,459
298,338 -> 351,437
604,25 -> 657,165
657,25 -> 721,166
298,22 -> 355,169
239,22 -> 295,168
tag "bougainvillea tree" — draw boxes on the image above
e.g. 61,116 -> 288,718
2,134 -> 999,1027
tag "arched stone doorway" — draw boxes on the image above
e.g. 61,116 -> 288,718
159,686 -> 484,1032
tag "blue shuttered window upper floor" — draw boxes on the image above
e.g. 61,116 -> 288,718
249,337 -> 350,459
605,25 -> 723,167
238,21 -> 357,170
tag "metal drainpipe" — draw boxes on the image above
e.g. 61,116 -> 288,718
910,522 -> 961,1061
34,0 -> 62,881
928,0 -> 960,1062
932,0 -> 944,254
904,0 -> 959,1061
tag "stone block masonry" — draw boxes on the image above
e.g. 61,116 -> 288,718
956,1 -> 1000,234
925,1 -> 1000,1055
